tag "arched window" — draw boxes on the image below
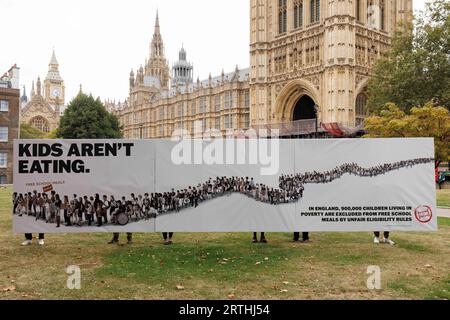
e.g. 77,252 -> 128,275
294,0 -> 304,29
278,0 -> 287,34
30,116 -> 50,133
355,93 -> 368,125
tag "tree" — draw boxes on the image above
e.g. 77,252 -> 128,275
364,101 -> 450,166
56,93 -> 123,139
20,123 -> 48,139
367,0 -> 450,113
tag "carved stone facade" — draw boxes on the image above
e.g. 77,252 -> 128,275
250,0 -> 413,127
0,65 -> 20,184
115,13 -> 251,139
115,1 -> 413,138
21,50 -> 65,133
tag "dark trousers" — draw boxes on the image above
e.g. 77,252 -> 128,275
374,232 -> 390,238
293,232 -> 309,241
162,232 -> 173,240
112,233 -> 133,241
253,232 -> 266,239
25,233 -> 44,240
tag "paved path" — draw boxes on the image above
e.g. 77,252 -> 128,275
437,207 -> 450,218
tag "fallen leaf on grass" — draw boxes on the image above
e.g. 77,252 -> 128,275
176,285 -> 185,290
424,264 -> 433,268
2,285 -> 16,292
228,294 -> 236,299
280,289 -> 288,293
282,281 -> 290,285
264,257 -> 269,261
255,262 -> 261,265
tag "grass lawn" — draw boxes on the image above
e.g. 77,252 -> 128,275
0,186 -> 449,300
437,189 -> 450,207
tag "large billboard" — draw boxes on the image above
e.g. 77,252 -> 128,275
13,138 -> 437,233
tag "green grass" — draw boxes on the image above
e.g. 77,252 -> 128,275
1,186 -> 449,300
437,189 -> 450,207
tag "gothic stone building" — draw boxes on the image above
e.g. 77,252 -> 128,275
21,50 -> 65,133
115,1 -> 413,138
0,65 -> 20,184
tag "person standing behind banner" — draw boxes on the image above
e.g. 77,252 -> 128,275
252,232 -> 267,243
108,233 -> 133,245
373,232 -> 395,245
22,233 -> 45,246
293,232 -> 310,243
162,232 -> 174,245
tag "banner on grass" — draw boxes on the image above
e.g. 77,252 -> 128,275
13,138 -> 437,233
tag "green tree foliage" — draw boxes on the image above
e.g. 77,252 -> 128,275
20,123 -> 47,139
367,0 -> 450,113
56,93 -> 123,139
364,102 -> 450,164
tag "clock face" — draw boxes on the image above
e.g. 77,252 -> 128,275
52,88 -> 61,97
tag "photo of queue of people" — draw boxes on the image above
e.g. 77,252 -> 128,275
13,157 -> 434,230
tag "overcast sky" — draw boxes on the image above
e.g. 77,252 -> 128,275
1,0 -> 427,103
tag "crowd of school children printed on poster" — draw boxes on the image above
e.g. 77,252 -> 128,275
12,158 -> 434,228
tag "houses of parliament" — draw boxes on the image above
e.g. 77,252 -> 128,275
113,0 -> 413,138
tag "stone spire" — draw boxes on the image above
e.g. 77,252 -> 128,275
150,11 -> 164,58
155,10 -> 160,35
30,81 -> 35,98
49,49 -> 59,67
36,77 -> 41,96
129,68 -> 135,89
21,85 -> 28,104
46,49 -> 63,81
146,10 -> 170,89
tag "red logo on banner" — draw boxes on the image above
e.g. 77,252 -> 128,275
414,205 -> 433,224
43,184 -> 53,193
